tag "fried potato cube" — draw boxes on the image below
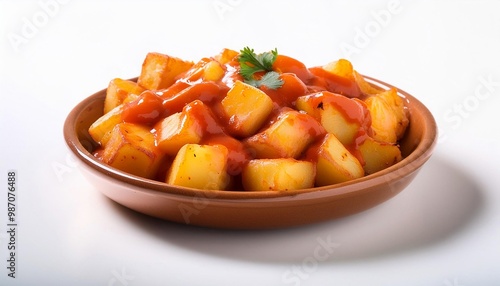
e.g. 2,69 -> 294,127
104,78 -> 145,114
242,159 -> 315,191
201,134 -> 252,176
222,80 -> 274,137
296,91 -> 371,146
89,105 -> 124,146
166,144 -> 230,190
179,58 -> 211,82
213,48 -> 239,65
137,52 -> 194,90
154,110 -> 203,156
358,136 -> 402,175
364,87 -> 409,143
244,109 -> 325,159
365,94 -> 398,144
353,71 -> 384,96
377,88 -> 409,139
313,134 -> 364,186
322,59 -> 355,81
203,60 -> 225,82
175,58 -> 225,82
101,123 -> 165,179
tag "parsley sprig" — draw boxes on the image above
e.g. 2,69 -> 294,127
238,47 -> 284,89
244,72 -> 283,90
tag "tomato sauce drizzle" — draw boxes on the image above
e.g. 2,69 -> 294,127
118,54 -> 372,177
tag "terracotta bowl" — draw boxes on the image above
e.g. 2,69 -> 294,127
63,76 -> 437,229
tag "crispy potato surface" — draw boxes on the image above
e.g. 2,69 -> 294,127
89,49 -> 409,191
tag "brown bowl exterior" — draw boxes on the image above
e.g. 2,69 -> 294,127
64,76 -> 437,229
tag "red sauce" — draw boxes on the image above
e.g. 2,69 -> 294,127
294,110 -> 326,139
162,82 -> 223,115
183,100 -> 224,135
156,81 -> 190,99
98,52 -> 378,182
308,66 -> 362,98
302,136 -> 323,163
349,130 -> 369,166
272,55 -> 314,84
308,91 -> 371,127
260,73 -> 308,107
121,90 -> 164,125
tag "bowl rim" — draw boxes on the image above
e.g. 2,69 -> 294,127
63,75 -> 437,201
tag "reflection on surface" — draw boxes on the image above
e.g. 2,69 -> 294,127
107,153 -> 484,263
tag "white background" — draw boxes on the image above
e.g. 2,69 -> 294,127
1,0 -> 500,285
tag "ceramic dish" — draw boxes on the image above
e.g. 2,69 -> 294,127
63,76 -> 437,229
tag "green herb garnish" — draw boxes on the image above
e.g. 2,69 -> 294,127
245,71 -> 283,90
238,47 -> 284,89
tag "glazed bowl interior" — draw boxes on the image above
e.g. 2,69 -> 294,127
64,76 -> 437,229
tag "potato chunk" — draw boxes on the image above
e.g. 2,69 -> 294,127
88,105 -> 124,146
222,80 -> 274,137
166,144 -> 230,190
242,159 -> 315,191
309,59 -> 362,97
365,94 -> 398,143
178,58 -> 217,82
312,134 -> 364,186
322,58 -> 355,81
296,91 -> 371,146
203,60 -> 225,82
364,87 -> 409,143
101,123 -> 165,179
358,136 -> 402,175
137,52 -> 193,90
244,109 -> 325,159
213,48 -> 239,65
154,112 -> 202,156
104,78 -> 145,114
353,71 -> 384,96
201,134 -> 252,176
377,88 -> 409,139
155,99 -> 225,156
